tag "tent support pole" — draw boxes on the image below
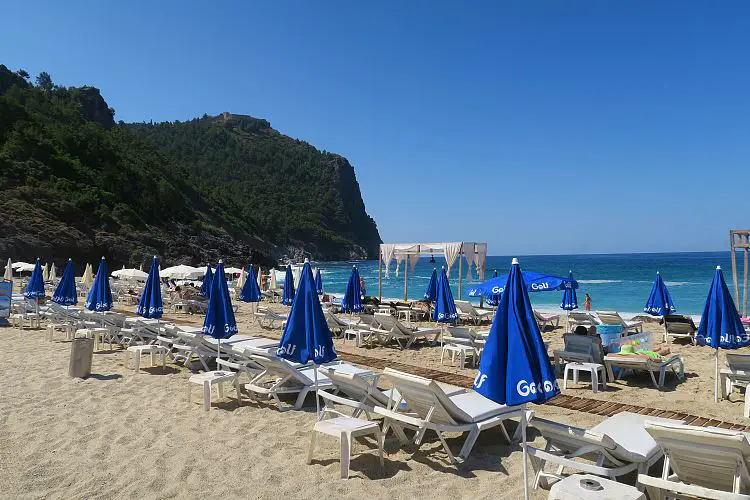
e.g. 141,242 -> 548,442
404,256 -> 409,302
458,248 -> 463,298
378,249 -> 382,303
731,231 -> 739,309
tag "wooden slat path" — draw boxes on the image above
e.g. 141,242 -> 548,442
337,351 -> 750,432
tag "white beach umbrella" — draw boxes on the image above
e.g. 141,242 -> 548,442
237,268 -> 247,289
224,266 -> 243,275
161,264 -> 203,280
270,268 -> 277,290
42,263 -> 49,281
139,263 -> 143,271
112,268 -> 149,280
257,267 -> 262,288
49,263 -> 57,282
82,264 -> 94,287
294,265 -> 302,287
4,258 -> 12,281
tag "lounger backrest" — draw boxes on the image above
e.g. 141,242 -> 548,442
531,418 -> 626,459
569,311 -> 595,323
383,367 -> 473,424
454,300 -> 477,316
447,327 -> 475,341
645,421 -> 750,493
726,353 -> 750,372
248,353 -> 311,385
374,314 -> 409,335
595,311 -> 625,326
562,334 -> 604,364
318,366 -> 386,407
664,315 -> 696,334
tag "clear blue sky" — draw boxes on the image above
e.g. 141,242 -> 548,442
3,1 -> 749,255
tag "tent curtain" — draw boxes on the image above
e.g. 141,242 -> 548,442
409,253 -> 419,274
475,243 -> 487,281
464,242 -> 476,282
381,244 -> 396,279
395,254 -> 405,278
443,243 -> 462,278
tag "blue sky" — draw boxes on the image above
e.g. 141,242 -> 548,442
3,1 -> 749,255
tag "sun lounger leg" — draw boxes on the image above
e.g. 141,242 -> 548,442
340,433 -> 351,479
745,384 -> 750,418
458,428 -> 480,462
202,381 -> 211,411
306,431 -> 317,464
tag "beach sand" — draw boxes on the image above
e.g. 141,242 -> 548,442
1,304 -> 745,499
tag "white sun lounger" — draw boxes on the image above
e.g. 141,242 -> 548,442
528,412 -> 685,490
373,367 -> 527,464
604,354 -> 684,389
595,310 -> 643,334
454,300 -> 493,325
254,308 -> 288,329
371,314 -> 442,349
638,421 -> 750,499
244,354 -> 371,412
534,310 -> 560,330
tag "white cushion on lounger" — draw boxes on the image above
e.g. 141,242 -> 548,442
447,391 -> 512,423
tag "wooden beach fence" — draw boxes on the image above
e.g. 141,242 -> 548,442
730,230 -> 750,317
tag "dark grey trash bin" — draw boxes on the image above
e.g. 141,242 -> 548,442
69,338 -> 94,378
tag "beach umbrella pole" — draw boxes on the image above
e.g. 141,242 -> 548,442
715,348 -> 720,404
314,364 -> 320,418
522,411 -> 529,500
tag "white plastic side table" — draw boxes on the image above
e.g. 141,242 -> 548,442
548,474 -> 645,500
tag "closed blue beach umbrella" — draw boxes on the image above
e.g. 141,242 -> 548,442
277,260 -> 337,415
136,256 -> 163,319
282,264 -> 295,305
52,258 -> 77,306
560,271 -> 578,312
199,264 -> 213,298
202,260 -> 238,359
24,258 -> 45,300
643,271 -> 676,316
696,265 -> 749,403
474,258 -> 560,499
432,267 -> 457,323
341,265 -> 363,314
424,268 -> 437,302
239,266 -> 261,303
315,268 -> 323,294
24,258 -> 45,321
85,257 -> 113,312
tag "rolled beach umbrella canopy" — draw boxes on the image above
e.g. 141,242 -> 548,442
473,257 -> 559,499
643,271 -> 676,316
696,265 -> 749,403
42,262 -> 49,281
49,263 -> 57,282
239,266 -> 261,303
52,259 -> 77,306
201,260 -> 238,360
24,258 -> 45,300
424,268 -> 437,302
82,264 -> 94,287
341,265 -> 363,314
237,267 -> 247,289
199,264 -> 213,298
276,260 -> 337,415
4,258 -> 12,281
136,256 -> 163,319
282,265 -> 295,305
432,267 -> 457,323
257,267 -> 263,289
270,268 -> 277,290
560,270 -> 578,311
314,268 -> 323,295
85,257 -> 113,312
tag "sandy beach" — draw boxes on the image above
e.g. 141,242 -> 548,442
1,303 -> 748,499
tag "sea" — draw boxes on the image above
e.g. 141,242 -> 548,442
313,252 -> 743,318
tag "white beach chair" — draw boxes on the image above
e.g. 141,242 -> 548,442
534,310 -> 560,330
254,308 -> 288,329
663,314 -> 697,345
454,300 -> 493,325
595,310 -> 643,334
604,353 -> 684,389
371,313 -> 441,349
568,311 -> 598,329
244,354 -> 367,411
552,333 -> 605,374
637,421 -> 750,499
720,353 -> 750,407
528,412 -> 684,490
373,367 -> 527,464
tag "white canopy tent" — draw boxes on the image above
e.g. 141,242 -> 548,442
378,242 -> 487,301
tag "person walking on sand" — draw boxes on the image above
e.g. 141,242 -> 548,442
359,276 -> 367,298
584,293 -> 592,311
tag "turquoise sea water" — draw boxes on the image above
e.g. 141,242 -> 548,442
313,252 -> 741,317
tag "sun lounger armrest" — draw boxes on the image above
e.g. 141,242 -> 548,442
373,406 -> 423,427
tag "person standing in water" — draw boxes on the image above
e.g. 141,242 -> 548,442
584,293 -> 592,311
